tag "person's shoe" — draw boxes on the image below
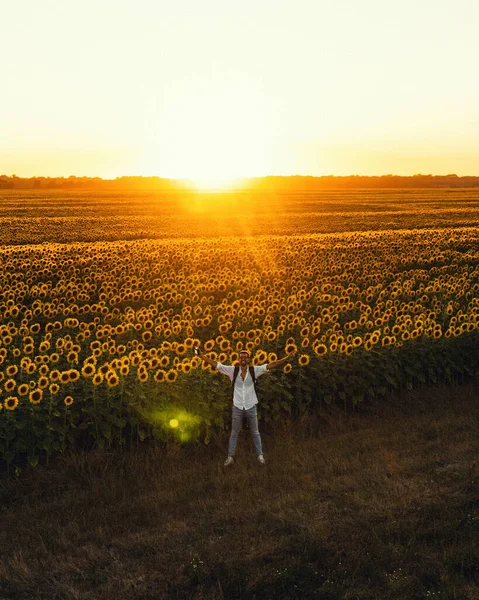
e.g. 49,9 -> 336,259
224,456 -> 234,467
257,454 -> 266,465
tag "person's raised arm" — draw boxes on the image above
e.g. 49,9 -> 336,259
266,350 -> 296,371
193,344 -> 218,370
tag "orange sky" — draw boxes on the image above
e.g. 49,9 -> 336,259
1,0 -> 478,187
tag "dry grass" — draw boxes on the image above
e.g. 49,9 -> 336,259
0,383 -> 478,600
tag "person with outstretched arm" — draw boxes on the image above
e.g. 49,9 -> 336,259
193,345 -> 296,466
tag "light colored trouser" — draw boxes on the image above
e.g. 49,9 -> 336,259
228,405 -> 263,457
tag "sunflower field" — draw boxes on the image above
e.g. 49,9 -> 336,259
1,188 -> 478,471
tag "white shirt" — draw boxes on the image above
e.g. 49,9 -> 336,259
216,363 -> 268,410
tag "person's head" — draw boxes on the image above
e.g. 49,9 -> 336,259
238,350 -> 250,366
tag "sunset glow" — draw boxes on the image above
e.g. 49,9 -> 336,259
1,0 -> 478,179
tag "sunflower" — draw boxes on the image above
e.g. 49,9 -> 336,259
142,331 -> 152,343
255,350 -> 268,364
58,371 -> 69,384
283,363 -> 292,374
4,379 -> 16,393
17,383 -> 29,396
120,364 -> 130,376
92,372 -> 104,386
158,355 -> 169,368
37,376 -> 49,389
314,344 -> 327,356
298,354 -> 310,367
4,396 -> 19,411
29,389 -> 43,404
166,369 -> 178,383
6,365 -> 18,377
39,341 -> 51,353
137,368 -> 149,383
300,326 -> 310,338
285,343 -> 297,355
176,343 -> 187,356
106,371 -> 120,387
64,396 -> 74,406
49,383 -> 60,395
204,340 -> 216,352
81,363 -> 96,378
154,369 -> 166,383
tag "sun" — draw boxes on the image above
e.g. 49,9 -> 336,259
148,75 -> 275,187
187,175 -> 247,192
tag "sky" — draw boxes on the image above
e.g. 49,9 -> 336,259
1,0 -> 478,185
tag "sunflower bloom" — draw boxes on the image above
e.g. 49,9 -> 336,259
37,376 -> 49,389
166,369 -> 178,383
106,371 -> 120,387
58,371 -> 70,384
5,396 -> 19,411
29,389 -> 43,405
154,369 -> 166,383
176,343 -> 187,356
298,354 -> 310,367
81,364 -> 96,378
49,383 -> 60,395
17,383 -> 29,396
92,372 -> 104,386
137,368 -> 149,383
4,379 -> 16,393
64,396 -> 74,406
68,369 -> 80,382
204,340 -> 215,352
314,344 -> 327,356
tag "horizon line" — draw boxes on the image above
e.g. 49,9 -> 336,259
2,173 -> 478,181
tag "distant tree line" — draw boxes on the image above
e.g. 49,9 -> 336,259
248,174 -> 479,190
1,174 -> 478,190
0,175 -> 183,190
